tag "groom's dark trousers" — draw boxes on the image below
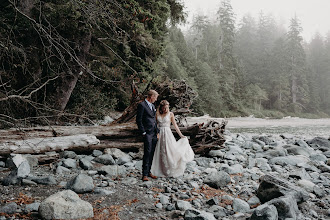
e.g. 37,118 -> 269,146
136,100 -> 159,177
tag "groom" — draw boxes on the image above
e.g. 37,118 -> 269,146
136,90 -> 159,181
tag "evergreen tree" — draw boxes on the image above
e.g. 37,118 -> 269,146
216,0 -> 242,112
286,15 -> 309,112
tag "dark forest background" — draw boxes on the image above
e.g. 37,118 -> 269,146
1,0 -> 330,128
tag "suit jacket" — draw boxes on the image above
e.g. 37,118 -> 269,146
136,100 -> 159,135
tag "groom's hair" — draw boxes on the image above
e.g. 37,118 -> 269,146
147,90 -> 158,98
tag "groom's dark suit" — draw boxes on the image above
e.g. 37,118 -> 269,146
136,100 -> 159,177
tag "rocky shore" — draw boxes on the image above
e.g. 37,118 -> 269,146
0,130 -> 329,219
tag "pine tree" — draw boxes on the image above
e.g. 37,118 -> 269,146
286,15 -> 309,112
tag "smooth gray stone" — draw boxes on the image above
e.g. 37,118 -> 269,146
310,154 -> 327,163
0,202 -> 18,214
250,204 -> 278,220
194,157 -> 213,167
209,205 -> 228,218
92,150 -> 103,157
24,202 -> 40,213
184,209 -> 216,220
79,158 -> 94,170
268,196 -> 299,220
38,190 -> 93,220
67,174 -> 94,193
28,176 -> 57,185
289,168 -> 311,180
60,151 -> 77,159
94,154 -> 116,165
97,165 -> 127,176
175,200 -> 192,211
256,174 -> 309,203
247,196 -> 260,206
93,188 -> 115,195
56,166 -> 71,174
159,195 -> 170,205
313,185 -> 326,198
21,179 -> 37,186
204,171 -> 231,189
269,155 -> 310,166
117,155 -> 132,165
307,137 -> 330,151
232,198 -> 250,213
62,158 -> 77,169
104,148 -> 127,159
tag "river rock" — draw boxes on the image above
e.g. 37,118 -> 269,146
79,158 -> 94,170
297,179 -> 315,192
267,195 -> 300,220
104,148 -> 127,159
24,202 -> 40,213
209,205 -> 228,218
284,144 -> 314,157
310,153 -> 327,163
232,198 -> 250,213
204,171 -> 231,189
67,174 -> 94,193
307,137 -> 330,152
97,165 -> 127,176
93,154 -> 115,165
184,209 -> 216,220
250,204 -> 278,220
269,155 -> 310,166
62,158 -> 77,169
0,202 -> 18,214
27,176 -> 57,185
117,155 -> 132,165
60,151 -> 77,159
38,190 -> 93,219
256,174 -> 309,203
175,200 -> 192,211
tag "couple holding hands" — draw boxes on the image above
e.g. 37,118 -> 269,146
136,90 -> 195,181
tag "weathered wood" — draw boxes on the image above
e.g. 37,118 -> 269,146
0,134 -> 100,155
0,119 -> 226,156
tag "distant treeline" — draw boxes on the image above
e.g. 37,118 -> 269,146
0,0 -> 329,128
163,0 -> 330,118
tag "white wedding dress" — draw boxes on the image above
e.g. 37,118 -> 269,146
151,112 -> 194,177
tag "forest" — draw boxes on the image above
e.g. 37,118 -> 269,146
1,0 -> 330,128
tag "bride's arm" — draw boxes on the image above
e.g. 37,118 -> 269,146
170,112 -> 185,138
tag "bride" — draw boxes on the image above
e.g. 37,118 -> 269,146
151,100 -> 194,177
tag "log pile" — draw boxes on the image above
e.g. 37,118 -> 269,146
0,79 -> 227,159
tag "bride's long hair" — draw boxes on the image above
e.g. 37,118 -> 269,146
158,100 -> 169,115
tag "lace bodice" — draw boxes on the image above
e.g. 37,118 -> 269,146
157,113 -> 171,128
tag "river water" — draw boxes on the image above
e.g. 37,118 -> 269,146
186,115 -> 330,139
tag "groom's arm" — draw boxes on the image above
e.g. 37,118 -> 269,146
136,103 -> 145,135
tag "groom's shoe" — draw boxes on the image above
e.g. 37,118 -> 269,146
142,176 -> 149,181
148,173 -> 157,179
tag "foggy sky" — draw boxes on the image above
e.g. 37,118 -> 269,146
182,0 -> 330,41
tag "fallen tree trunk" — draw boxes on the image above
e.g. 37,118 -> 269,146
0,134 -> 100,155
0,122 -> 217,156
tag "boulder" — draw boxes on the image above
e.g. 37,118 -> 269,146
38,190 -> 93,219
256,174 -> 309,203
250,204 -> 278,220
204,171 -> 231,189
67,174 -> 94,193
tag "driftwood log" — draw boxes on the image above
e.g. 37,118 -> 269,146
0,79 -> 226,157
0,119 -> 226,157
